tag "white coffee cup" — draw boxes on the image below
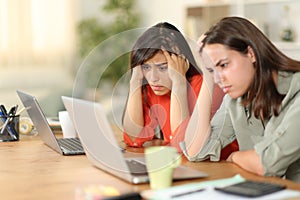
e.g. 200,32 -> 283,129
58,111 -> 77,138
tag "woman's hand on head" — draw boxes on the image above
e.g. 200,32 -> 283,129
197,34 -> 206,51
197,34 -> 215,83
197,34 -> 210,73
162,48 -> 189,84
130,65 -> 144,86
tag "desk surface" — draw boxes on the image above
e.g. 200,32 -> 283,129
1,135 -> 300,200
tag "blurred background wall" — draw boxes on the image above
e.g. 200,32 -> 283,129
0,0 -> 188,118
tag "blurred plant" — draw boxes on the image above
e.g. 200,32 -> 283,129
77,0 -> 140,87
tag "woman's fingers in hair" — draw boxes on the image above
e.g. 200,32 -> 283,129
179,54 -> 185,59
131,65 -> 144,84
197,34 -> 207,51
178,54 -> 190,69
197,34 -> 206,45
161,48 -> 173,62
179,54 -> 189,63
161,47 -> 189,70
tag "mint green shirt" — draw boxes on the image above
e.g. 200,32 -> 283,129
181,71 -> 300,183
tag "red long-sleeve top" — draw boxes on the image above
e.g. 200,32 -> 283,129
123,74 -> 238,159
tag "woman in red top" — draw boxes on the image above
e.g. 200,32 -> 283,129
122,22 -> 238,158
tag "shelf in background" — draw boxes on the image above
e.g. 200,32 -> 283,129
184,0 -> 300,59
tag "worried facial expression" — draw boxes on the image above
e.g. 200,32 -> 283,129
142,52 -> 172,96
203,44 -> 256,99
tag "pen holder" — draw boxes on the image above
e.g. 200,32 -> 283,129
0,115 -> 19,142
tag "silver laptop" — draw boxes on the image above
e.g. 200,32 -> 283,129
62,96 -> 208,184
16,90 -> 85,155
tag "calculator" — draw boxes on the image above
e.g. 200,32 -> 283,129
215,180 -> 286,197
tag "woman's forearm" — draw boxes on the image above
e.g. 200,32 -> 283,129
170,80 -> 189,133
184,75 -> 215,157
123,81 -> 144,139
229,150 -> 264,176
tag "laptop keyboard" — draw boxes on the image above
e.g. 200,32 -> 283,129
126,159 -> 148,175
57,137 -> 85,154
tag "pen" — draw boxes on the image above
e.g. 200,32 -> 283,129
0,105 -> 17,134
0,116 -> 11,134
15,106 -> 30,116
11,105 -> 18,116
0,105 -> 7,116
0,106 -> 29,131
170,188 -> 205,198
0,105 -> 19,139
0,106 -> 30,129
0,109 -> 8,134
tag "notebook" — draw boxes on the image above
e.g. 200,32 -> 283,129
62,96 -> 208,184
16,90 -> 85,155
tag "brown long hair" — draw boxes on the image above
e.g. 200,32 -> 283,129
201,16 -> 300,120
131,22 -> 201,81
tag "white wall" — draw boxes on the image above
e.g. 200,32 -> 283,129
136,0 -> 186,32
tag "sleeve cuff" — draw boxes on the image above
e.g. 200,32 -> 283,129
180,137 -> 222,162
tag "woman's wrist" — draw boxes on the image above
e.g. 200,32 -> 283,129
129,79 -> 143,91
172,78 -> 187,90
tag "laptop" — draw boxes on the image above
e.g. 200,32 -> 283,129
16,90 -> 85,155
62,96 -> 208,184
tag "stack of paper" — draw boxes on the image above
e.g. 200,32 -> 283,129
141,175 -> 300,200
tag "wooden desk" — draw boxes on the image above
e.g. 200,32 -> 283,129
0,136 -> 300,200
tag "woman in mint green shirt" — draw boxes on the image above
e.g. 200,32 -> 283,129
181,16 -> 300,183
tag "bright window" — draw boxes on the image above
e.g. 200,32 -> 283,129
0,0 -> 76,67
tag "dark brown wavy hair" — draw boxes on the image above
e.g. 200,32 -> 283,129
126,22 -> 201,108
200,16 -> 300,120
130,22 -> 201,82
